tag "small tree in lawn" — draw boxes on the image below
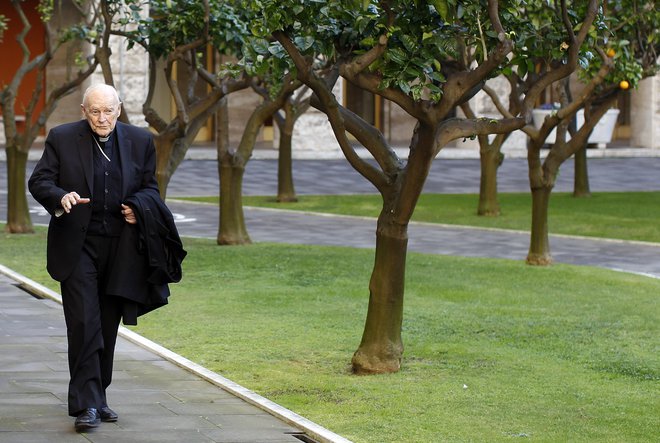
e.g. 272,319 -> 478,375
520,0 -> 656,265
246,0 -> 535,373
214,72 -> 303,245
249,81 -> 311,203
272,86 -> 311,203
462,1 -> 602,216
460,82 -> 514,216
214,23 -> 315,244
1,0 -> 113,233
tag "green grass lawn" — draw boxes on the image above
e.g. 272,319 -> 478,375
182,191 -> 660,243
1,228 -> 658,442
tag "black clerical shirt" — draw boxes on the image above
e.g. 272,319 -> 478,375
88,131 -> 123,236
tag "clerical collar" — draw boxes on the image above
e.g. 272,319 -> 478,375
92,131 -> 114,162
92,130 -> 113,144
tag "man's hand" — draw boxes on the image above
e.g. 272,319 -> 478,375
60,192 -> 90,214
121,204 -> 137,225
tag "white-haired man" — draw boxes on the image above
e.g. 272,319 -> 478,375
29,84 -> 162,432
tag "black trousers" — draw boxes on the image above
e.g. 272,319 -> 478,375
60,235 -> 123,417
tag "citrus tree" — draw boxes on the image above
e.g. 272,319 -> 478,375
215,74 -> 304,245
519,0 -> 657,264
241,0 -> 556,374
240,0 -> 605,373
271,86 -> 311,203
571,0 -> 658,196
462,1 -> 604,216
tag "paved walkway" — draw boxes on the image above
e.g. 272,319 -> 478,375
0,266 -> 344,443
1,155 -> 659,442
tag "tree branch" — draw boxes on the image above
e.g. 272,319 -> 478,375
483,84 -> 514,118
340,70 -> 420,119
337,104 -> 403,178
487,0 -> 506,37
274,30 -> 388,192
435,117 -> 525,156
143,55 -> 168,132
341,34 -> 387,77
435,2 -> 514,120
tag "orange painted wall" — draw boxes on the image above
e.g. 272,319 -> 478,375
0,0 -> 46,125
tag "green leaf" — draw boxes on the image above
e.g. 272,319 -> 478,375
294,36 -> 315,51
400,34 -> 417,53
251,38 -> 270,55
387,48 -> 408,65
430,0 -> 449,21
398,79 -> 411,95
405,66 -> 421,78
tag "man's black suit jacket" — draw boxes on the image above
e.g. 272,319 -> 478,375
28,119 -> 160,282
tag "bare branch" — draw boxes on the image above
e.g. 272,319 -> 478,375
337,104 -> 403,178
163,58 -> 188,126
435,117 -> 525,155
143,55 -> 167,131
483,84 -> 514,118
556,60 -> 613,121
487,0 -> 506,37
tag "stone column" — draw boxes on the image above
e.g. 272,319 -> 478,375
630,75 -> 659,150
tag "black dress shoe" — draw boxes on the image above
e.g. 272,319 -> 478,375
99,406 -> 118,422
74,408 -> 100,432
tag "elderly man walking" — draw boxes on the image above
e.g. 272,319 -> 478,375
29,83 -> 184,432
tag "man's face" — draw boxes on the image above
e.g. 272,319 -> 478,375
81,90 -> 121,137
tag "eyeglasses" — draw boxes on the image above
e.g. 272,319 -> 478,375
87,108 -> 118,118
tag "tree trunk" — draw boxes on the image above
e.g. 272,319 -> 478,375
526,185 -> 553,265
215,98 -> 251,245
573,143 -> 591,197
155,154 -> 172,199
478,148 -> 503,216
154,133 -> 175,199
277,116 -> 297,202
217,155 -> 251,245
352,213 -> 407,374
153,124 -> 194,199
216,92 -> 288,244
4,144 -> 34,233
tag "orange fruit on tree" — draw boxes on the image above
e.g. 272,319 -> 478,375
619,80 -> 630,90
606,48 -> 616,57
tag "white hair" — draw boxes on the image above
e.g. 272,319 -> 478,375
82,84 -> 121,107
